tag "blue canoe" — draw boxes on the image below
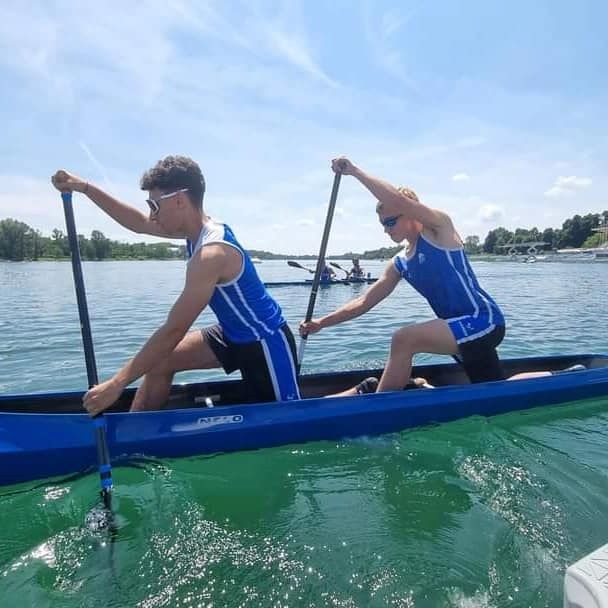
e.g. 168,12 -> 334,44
264,277 -> 377,288
1,354 -> 607,487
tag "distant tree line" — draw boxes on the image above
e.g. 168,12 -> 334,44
463,211 -> 608,255
2,210 -> 606,261
0,218 -> 185,261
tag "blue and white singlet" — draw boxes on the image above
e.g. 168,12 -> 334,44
320,266 -> 333,283
393,233 -> 505,344
187,220 -> 285,343
187,220 -> 300,401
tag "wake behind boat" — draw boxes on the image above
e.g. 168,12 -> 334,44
1,353 -> 607,487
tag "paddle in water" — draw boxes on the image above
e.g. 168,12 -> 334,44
298,171 -> 342,369
60,191 -> 115,534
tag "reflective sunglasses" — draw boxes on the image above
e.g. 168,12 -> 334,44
146,188 -> 189,216
380,214 -> 403,228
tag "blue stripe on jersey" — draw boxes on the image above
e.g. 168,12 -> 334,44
393,233 -> 504,325
189,221 -> 286,343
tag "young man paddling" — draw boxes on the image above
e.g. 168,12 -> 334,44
348,258 -> 365,280
320,261 -> 336,284
52,155 -> 300,415
300,157 -> 506,393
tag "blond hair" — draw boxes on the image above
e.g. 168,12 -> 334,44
376,185 -> 419,211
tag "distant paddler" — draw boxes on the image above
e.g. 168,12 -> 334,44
320,260 -> 336,284
288,259 -> 337,284
348,258 -> 365,280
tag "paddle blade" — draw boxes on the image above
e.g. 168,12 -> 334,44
329,261 -> 348,276
288,260 -> 314,273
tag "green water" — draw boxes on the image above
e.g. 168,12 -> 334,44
1,260 -> 608,606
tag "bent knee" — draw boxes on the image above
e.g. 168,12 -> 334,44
390,327 -> 417,353
148,355 -> 175,376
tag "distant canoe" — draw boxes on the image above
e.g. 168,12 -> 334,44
265,278 -> 377,288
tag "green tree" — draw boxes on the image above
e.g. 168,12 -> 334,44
541,227 -> 560,249
91,230 -> 111,260
0,218 -> 39,260
558,214 -> 598,248
464,235 -> 481,255
483,227 -> 514,254
77,234 -> 94,259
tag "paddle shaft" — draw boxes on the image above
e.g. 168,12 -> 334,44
297,172 -> 342,369
287,260 -> 315,273
61,192 -> 113,510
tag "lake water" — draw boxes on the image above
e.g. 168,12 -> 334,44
1,259 -> 607,607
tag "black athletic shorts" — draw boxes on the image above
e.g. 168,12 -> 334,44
453,325 -> 506,383
202,323 -> 300,403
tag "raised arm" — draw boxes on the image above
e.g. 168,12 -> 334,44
300,261 -> 400,335
331,157 -> 449,231
51,169 -> 171,237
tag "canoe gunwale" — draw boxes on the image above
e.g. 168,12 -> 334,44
1,353 -> 607,487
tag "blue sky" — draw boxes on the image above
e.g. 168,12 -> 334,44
1,0 -> 606,254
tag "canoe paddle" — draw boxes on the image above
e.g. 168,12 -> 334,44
60,191 -> 114,530
287,260 -> 315,273
297,171 -> 342,370
329,261 -> 349,277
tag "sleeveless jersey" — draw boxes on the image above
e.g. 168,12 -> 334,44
393,233 -> 504,325
187,220 -> 285,343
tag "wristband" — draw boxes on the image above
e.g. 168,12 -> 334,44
83,182 -> 89,194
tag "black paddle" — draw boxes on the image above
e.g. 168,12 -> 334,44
298,172 -> 342,369
329,261 -> 349,277
287,260 -> 315,273
61,191 -> 114,530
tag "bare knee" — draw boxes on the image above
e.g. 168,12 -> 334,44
146,352 -> 178,378
390,327 -> 418,355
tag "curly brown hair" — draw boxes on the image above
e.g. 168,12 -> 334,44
140,155 -> 206,210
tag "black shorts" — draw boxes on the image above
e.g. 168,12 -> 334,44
454,325 -> 506,383
202,323 -> 300,403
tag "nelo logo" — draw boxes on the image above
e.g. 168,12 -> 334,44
196,414 -> 243,428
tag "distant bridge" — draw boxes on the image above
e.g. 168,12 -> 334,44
497,241 -> 549,256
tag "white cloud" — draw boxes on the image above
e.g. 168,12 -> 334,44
1,2 -> 607,256
262,26 -> 337,88
79,142 -> 112,187
478,204 -> 504,222
544,175 -> 592,197
361,4 -> 419,92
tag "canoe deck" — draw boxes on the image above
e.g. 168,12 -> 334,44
2,353 -> 607,414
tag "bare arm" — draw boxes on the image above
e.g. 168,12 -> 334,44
332,158 -> 449,231
51,170 -> 172,237
85,183 -> 171,237
114,250 -> 219,384
300,261 -> 400,334
82,247 -> 222,414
